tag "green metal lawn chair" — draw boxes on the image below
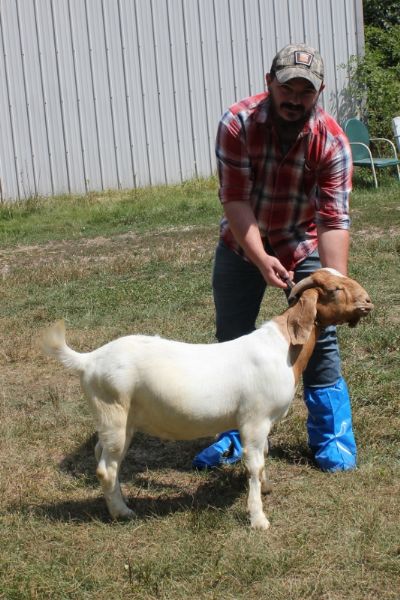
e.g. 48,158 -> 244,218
344,118 -> 400,188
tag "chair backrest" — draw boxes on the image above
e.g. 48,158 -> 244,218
392,116 -> 400,152
344,118 -> 371,161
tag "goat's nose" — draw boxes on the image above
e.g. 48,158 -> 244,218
364,296 -> 374,310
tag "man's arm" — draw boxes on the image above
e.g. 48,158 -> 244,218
224,201 -> 293,288
317,226 -> 349,275
216,104 -> 292,288
314,126 -> 352,276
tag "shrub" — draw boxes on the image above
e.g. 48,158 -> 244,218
363,0 -> 400,30
343,25 -> 400,139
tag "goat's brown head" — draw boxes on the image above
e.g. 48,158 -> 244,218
286,268 -> 373,345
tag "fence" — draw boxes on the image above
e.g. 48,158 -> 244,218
0,0 -> 364,201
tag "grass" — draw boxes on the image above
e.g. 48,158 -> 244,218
0,178 -> 221,247
0,175 -> 399,599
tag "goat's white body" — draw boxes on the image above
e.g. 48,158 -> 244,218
46,321 -> 295,529
49,320 -> 295,530
59,322 -> 295,441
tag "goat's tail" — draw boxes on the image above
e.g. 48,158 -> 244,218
41,320 -> 88,373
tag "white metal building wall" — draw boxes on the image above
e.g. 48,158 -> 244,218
0,0 -> 364,201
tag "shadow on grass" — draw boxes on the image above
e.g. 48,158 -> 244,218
9,432 -> 247,523
12,433 -> 314,523
269,442 -> 315,468
57,431 -> 315,487
21,467 -> 247,524
58,431 -> 221,485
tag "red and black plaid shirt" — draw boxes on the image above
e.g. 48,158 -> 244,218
216,92 -> 352,270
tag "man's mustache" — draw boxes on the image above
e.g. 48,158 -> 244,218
280,103 -> 305,112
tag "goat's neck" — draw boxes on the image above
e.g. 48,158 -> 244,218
272,313 -> 321,386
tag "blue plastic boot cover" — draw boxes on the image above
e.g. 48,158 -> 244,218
192,429 -> 243,469
304,377 -> 357,472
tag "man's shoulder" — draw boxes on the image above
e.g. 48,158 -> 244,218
228,92 -> 268,116
312,106 -> 346,138
307,107 -> 351,166
221,93 -> 269,127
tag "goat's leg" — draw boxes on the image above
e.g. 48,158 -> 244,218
95,437 -> 131,503
94,439 -> 102,462
241,420 -> 272,530
96,421 -> 135,520
261,437 -> 273,494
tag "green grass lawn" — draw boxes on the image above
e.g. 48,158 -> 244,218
0,176 -> 399,599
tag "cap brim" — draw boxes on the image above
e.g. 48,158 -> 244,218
276,67 -> 322,90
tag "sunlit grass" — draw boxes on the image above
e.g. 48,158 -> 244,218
0,177 -> 399,599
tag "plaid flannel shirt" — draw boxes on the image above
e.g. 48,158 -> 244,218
216,92 -> 352,270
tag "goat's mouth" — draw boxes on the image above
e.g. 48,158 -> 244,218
348,303 -> 374,327
355,301 -> 374,313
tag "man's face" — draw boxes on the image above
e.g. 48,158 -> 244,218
266,75 -> 324,123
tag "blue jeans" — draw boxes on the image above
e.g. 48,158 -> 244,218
212,241 -> 341,388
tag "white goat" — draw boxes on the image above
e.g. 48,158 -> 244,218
42,268 -> 373,529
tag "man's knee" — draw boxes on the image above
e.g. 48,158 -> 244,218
302,326 -> 341,387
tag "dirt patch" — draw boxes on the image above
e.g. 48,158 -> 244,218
0,226 -> 218,295
353,226 -> 399,239
0,225 -> 214,272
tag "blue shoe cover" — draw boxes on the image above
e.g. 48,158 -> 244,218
304,377 -> 357,472
192,429 -> 242,469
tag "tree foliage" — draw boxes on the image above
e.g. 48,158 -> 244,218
363,0 -> 400,30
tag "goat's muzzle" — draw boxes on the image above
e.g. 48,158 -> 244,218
348,297 -> 374,327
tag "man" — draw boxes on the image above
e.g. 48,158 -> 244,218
193,43 -> 356,472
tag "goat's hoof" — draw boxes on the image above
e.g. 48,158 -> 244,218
110,506 -> 135,521
117,508 -> 135,521
250,515 -> 270,530
120,507 -> 135,520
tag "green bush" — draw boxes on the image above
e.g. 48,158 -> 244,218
363,0 -> 400,30
345,24 -> 400,139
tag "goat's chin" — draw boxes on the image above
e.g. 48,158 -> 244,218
348,317 -> 360,328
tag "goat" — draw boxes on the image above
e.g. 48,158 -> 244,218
42,268 -> 373,529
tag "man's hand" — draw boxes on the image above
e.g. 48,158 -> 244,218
223,201 -> 294,289
259,255 -> 294,289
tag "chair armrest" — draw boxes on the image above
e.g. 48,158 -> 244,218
370,137 -> 398,158
349,142 -> 373,160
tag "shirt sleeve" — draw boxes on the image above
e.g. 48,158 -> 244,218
314,133 -> 352,230
215,110 -> 253,204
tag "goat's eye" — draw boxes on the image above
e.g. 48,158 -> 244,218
328,287 -> 343,297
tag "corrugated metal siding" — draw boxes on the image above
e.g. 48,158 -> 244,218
0,0 -> 364,201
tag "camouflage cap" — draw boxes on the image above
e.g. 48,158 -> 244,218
271,43 -> 324,90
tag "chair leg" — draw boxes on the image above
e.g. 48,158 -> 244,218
371,163 -> 378,188
396,164 -> 400,182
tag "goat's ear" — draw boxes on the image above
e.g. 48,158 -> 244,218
287,289 -> 318,345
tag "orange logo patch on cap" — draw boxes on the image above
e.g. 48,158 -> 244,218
295,51 -> 313,67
